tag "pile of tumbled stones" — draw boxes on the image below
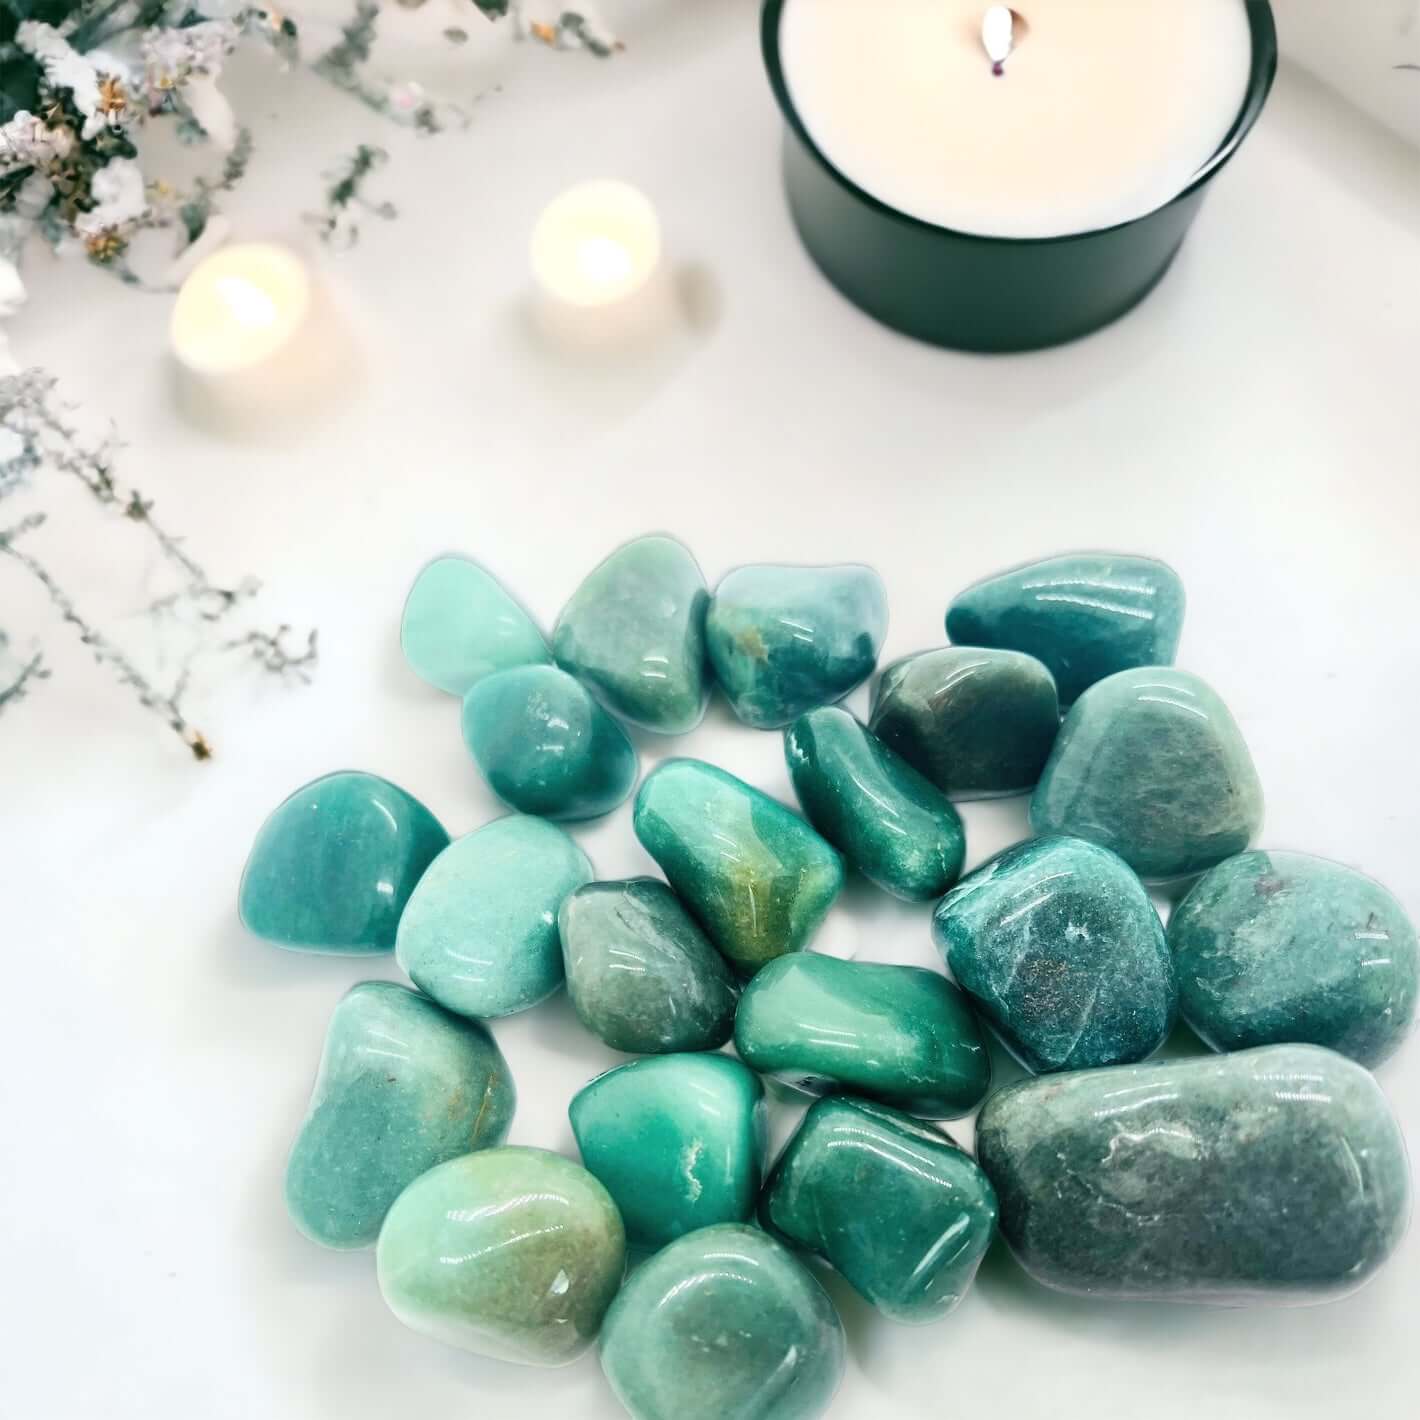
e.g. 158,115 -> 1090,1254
240,541 -> 1416,1420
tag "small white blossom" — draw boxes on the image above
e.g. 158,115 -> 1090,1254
143,20 -> 240,92
73,158 -> 149,239
0,111 -> 74,173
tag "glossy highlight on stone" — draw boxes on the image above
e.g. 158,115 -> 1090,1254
570,1054 -> 766,1250
977,1044 -> 1411,1304
946,552 -> 1185,704
706,562 -> 888,729
734,953 -> 990,1118
1031,667 -> 1263,880
633,759 -> 844,976
1169,850 -> 1419,1068
933,836 -> 1175,1073
785,706 -> 965,901
285,982 -> 514,1249
553,534 -> 709,734
600,1224 -> 845,1420
559,878 -> 739,1053
461,664 -> 638,821
395,815 -> 593,1018
239,771 -> 448,954
761,1096 -> 997,1324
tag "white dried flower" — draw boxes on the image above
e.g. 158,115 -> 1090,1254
73,159 -> 149,239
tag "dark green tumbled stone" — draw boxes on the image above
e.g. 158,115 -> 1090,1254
784,707 -> 965,901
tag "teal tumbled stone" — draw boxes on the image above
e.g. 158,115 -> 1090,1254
933,836 -> 1175,1073
559,878 -> 739,1052
395,815 -> 593,1018
946,552 -> 1185,705
1031,667 -> 1263,881
239,771 -> 448,954
600,1224 -> 845,1420
706,563 -> 888,729
401,555 -> 549,696
785,706 -> 965,901
1169,850 -> 1419,1068
977,1044 -> 1410,1304
868,647 -> 1060,799
734,953 -> 990,1118
570,1053 -> 766,1250
553,534 -> 709,734
761,1096 -> 997,1324
285,982 -> 514,1250
633,759 -> 844,976
461,664 -> 638,821
376,1147 -> 625,1366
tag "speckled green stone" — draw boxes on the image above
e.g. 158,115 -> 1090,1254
784,707 -> 965,902
600,1224 -> 845,1420
570,1054 -> 766,1250
734,953 -> 990,1119
1031,667 -> 1264,881
376,1147 -> 625,1366
239,771 -> 448,954
395,815 -> 593,1018
1169,850 -> 1419,1067
633,759 -> 844,976
559,878 -> 739,1053
933,836 -> 1175,1073
553,534 -> 709,734
762,1097 -> 996,1324
285,982 -> 514,1249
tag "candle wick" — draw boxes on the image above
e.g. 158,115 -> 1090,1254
992,61 -> 1004,77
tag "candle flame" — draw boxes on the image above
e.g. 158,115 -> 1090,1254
213,275 -> 279,330
575,234 -> 636,289
982,6 -> 1015,66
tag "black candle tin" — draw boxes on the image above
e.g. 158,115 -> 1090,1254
762,0 -> 1278,353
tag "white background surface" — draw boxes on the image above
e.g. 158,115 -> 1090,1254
2,3 -> 1418,1417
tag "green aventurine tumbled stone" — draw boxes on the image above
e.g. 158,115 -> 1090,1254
461,664 -> 638,821
933,836 -> 1175,1073
634,759 -> 844,976
734,953 -> 990,1119
553,534 -> 709,734
570,1054 -> 766,1250
239,771 -> 449,954
559,878 -> 739,1052
285,982 -> 514,1249
377,1147 -> 625,1366
1031,667 -> 1263,880
761,1096 -> 997,1324
395,815 -> 593,1018
868,647 -> 1060,799
785,707 -> 965,902
1169,850 -> 1419,1067
600,1224 -> 845,1420
401,555 -> 549,696
977,1044 -> 1410,1304
706,563 -> 888,729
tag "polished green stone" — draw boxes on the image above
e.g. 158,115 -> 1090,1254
570,1054 -> 766,1251
761,1096 -> 997,1324
946,553 -> 1185,705
559,878 -> 739,1053
1031,667 -> 1263,880
1169,850 -> 1419,1067
461,664 -> 638,821
239,771 -> 448,954
401,555 -> 549,696
785,706 -> 965,901
933,836 -> 1174,1073
376,1146 -> 625,1366
706,563 -> 888,729
285,982 -> 514,1250
734,953 -> 990,1118
395,815 -> 593,1018
976,1044 -> 1410,1303
553,534 -> 709,734
633,759 -> 843,976
868,647 -> 1059,799
600,1224 -> 845,1420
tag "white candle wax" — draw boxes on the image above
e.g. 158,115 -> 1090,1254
779,0 -> 1254,239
